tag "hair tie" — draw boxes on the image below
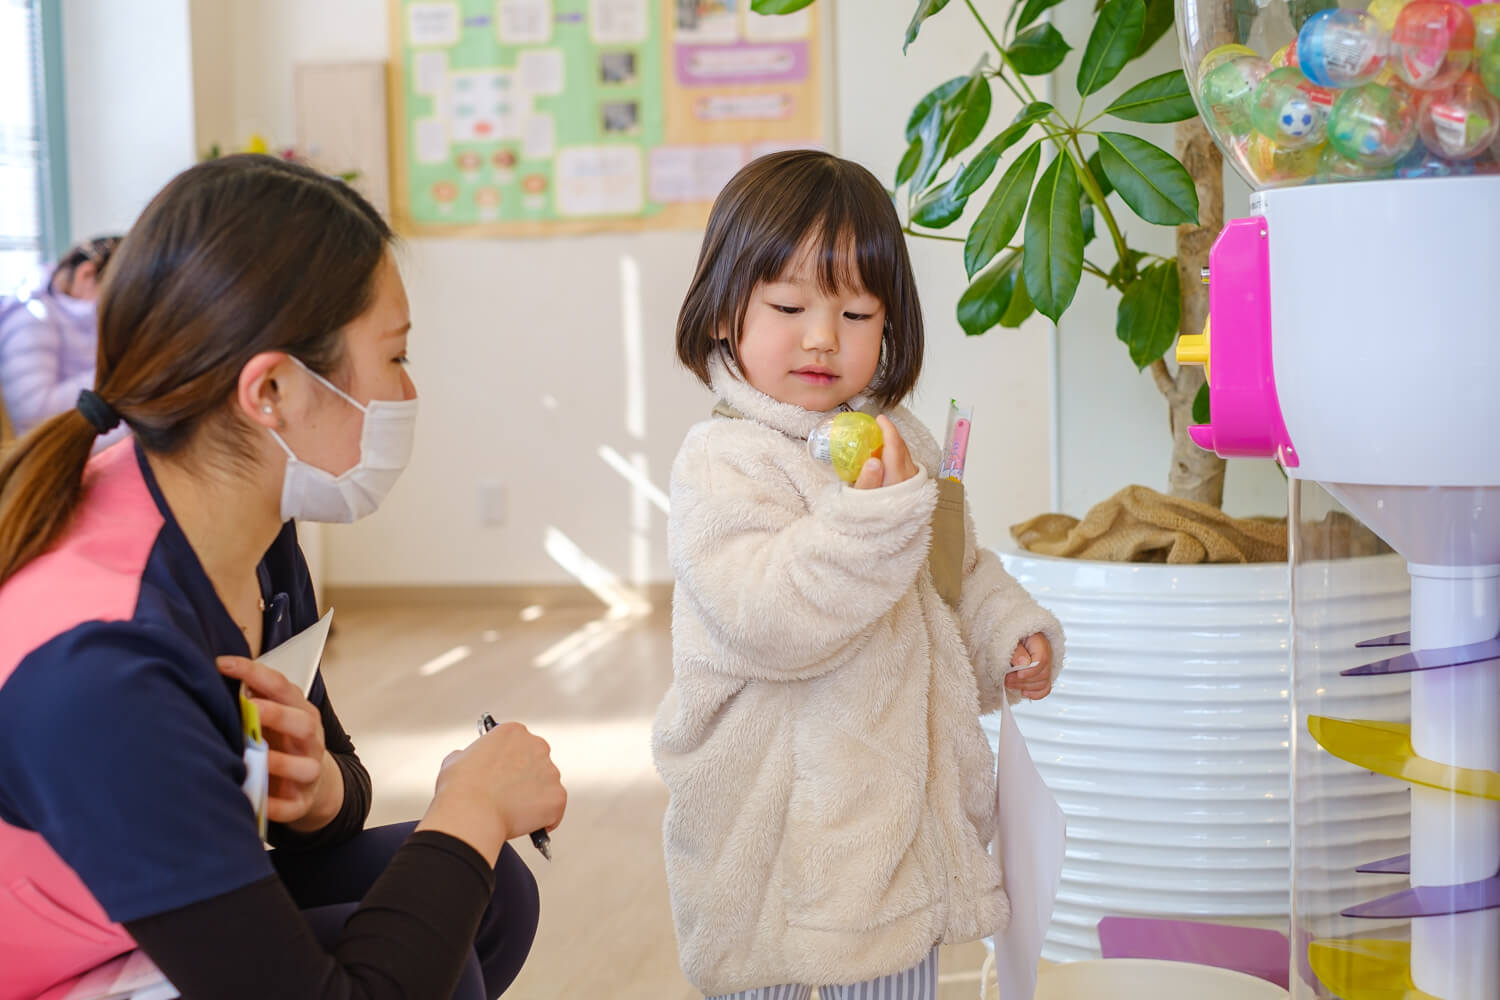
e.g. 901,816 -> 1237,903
76,390 -> 122,435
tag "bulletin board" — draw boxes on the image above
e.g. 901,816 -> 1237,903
388,0 -> 824,237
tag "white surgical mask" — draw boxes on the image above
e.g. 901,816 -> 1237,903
269,358 -> 418,524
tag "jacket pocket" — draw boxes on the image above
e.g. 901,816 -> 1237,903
781,722 -> 936,933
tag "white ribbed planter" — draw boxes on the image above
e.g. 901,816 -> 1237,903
984,550 -> 1411,963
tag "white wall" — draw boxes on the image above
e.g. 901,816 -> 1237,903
197,0 -> 1055,587
1048,0 -> 1286,518
187,0 -> 234,155
62,0 -> 198,241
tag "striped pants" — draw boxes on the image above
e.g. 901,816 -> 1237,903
708,948 -> 939,1000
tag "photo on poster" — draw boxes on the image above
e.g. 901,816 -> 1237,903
601,100 -> 641,135
675,0 -> 738,43
599,50 -> 638,85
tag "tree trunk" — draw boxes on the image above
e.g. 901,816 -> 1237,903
1152,117 -> 1227,508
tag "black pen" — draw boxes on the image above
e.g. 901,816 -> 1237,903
477,713 -> 553,861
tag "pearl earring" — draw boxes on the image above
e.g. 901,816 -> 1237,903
262,404 -> 273,415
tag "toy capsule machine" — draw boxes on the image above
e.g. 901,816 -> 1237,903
1176,1 -> 1500,996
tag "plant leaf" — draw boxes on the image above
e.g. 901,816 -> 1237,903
1012,100 -> 1058,126
896,139 -> 923,187
965,140 -> 1042,276
910,102 -> 946,195
1104,70 -> 1197,123
952,102 -> 1052,200
1022,152 -> 1084,321
1096,131 -> 1198,225
1008,23 -> 1072,75
958,252 -> 1025,336
909,68 -> 992,195
906,77 -> 966,142
1016,0 -> 1065,30
1077,0 -> 1146,96
904,0 -> 952,53
911,172 -> 970,229
1087,150 -> 1114,199
750,0 -> 817,12
1116,261 -> 1181,369
1135,0 -> 1175,57
1192,381 -> 1211,424
1080,202 -> 1096,245
946,71 -> 994,160
953,149 -> 999,199
1000,262 -> 1036,327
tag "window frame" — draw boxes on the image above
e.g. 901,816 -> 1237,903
34,0 -> 70,260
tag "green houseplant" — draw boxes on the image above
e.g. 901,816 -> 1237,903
754,0 -> 1229,508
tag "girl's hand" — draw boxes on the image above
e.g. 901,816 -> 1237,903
852,416 -> 920,490
217,656 -> 343,832
1005,632 -> 1055,701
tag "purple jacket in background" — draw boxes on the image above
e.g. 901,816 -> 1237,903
0,268 -> 127,448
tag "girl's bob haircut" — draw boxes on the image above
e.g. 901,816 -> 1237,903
676,150 -> 923,409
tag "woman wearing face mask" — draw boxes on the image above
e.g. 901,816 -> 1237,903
0,156 -> 566,1000
0,235 -> 127,446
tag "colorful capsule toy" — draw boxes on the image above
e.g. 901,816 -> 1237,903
1418,72 -> 1500,156
1474,4 -> 1500,51
1199,44 -> 1272,138
1482,34 -> 1500,96
1299,9 -> 1392,88
808,412 -> 883,484
1329,80 -> 1422,164
1392,0 -> 1476,90
1248,132 -> 1326,183
1369,0 -> 1415,30
1316,144 -> 1396,181
1253,68 -> 1336,147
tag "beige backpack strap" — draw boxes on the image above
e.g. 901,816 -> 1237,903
929,478 -> 966,608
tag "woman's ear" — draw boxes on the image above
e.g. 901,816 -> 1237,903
238,352 -> 290,430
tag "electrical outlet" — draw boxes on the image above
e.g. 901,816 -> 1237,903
478,481 -> 507,526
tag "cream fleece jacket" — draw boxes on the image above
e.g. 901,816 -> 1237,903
652,359 -> 1065,995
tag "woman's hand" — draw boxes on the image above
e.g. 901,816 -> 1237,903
418,721 -> 567,864
1004,632 -> 1055,701
852,416 -> 920,490
217,656 -> 343,832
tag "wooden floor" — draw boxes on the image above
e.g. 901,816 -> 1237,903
321,595 -> 991,1000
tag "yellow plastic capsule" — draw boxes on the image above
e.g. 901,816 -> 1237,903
808,411 -> 883,483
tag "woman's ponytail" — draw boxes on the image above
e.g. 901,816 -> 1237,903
0,408 -> 106,586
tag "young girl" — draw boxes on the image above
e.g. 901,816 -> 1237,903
653,149 -> 1066,999
0,236 -> 127,445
